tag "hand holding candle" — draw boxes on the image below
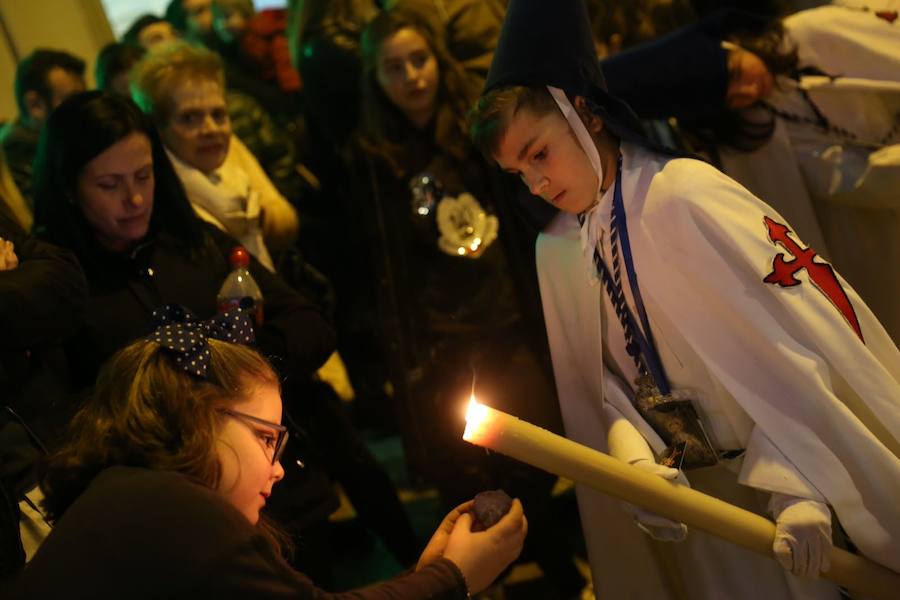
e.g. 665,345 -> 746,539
462,396 -> 900,600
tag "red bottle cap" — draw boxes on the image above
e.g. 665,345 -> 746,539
228,246 -> 251,268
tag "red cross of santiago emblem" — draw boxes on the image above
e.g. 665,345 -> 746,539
762,216 -> 863,342
875,10 -> 898,24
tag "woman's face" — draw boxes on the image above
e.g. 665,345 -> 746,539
375,27 -> 439,127
726,47 -> 774,110
76,132 -> 155,251
216,381 -> 285,525
160,78 -> 231,174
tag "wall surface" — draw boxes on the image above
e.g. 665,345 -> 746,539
0,0 -> 113,122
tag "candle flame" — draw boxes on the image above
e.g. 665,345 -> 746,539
463,395 -> 490,441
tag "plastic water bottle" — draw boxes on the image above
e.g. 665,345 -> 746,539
217,246 -> 264,326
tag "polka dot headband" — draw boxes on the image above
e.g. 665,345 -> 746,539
147,304 -> 255,377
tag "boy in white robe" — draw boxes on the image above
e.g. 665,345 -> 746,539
469,1 -> 900,598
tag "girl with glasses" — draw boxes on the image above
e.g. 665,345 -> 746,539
13,326 -> 526,599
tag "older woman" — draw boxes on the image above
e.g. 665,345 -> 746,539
131,41 -> 298,271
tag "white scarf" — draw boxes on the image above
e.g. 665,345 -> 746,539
167,147 -> 274,271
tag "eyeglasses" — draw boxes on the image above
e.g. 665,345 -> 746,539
218,408 -> 289,466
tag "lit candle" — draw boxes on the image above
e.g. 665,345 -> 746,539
463,397 -> 900,599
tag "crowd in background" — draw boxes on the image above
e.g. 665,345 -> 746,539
1,0 -> 897,598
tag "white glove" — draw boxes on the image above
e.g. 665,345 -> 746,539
604,404 -> 688,542
770,492 -> 832,578
623,459 -> 688,541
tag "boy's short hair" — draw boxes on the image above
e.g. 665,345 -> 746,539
130,41 -> 224,123
468,85 -> 560,160
14,49 -> 85,115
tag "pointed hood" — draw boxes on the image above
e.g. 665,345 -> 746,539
484,0 -> 648,145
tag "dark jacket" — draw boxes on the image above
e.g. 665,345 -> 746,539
0,212 -> 87,577
12,466 -> 469,600
63,221 -> 334,391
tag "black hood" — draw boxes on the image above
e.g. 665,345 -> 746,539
484,0 -> 649,146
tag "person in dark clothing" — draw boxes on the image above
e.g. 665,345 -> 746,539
0,210 -> 87,581
355,8 -> 585,598
11,331 -> 527,599
291,0 -> 375,153
95,42 -> 146,97
0,49 -> 86,204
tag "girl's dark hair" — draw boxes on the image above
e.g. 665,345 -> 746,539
358,7 -> 478,176
32,91 -> 203,260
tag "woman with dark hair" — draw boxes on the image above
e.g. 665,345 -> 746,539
33,92 -> 202,261
354,7 -> 586,597
31,90 -> 332,396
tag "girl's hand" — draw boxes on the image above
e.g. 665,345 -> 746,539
442,498 -> 527,594
416,500 -> 474,571
0,238 -> 19,271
